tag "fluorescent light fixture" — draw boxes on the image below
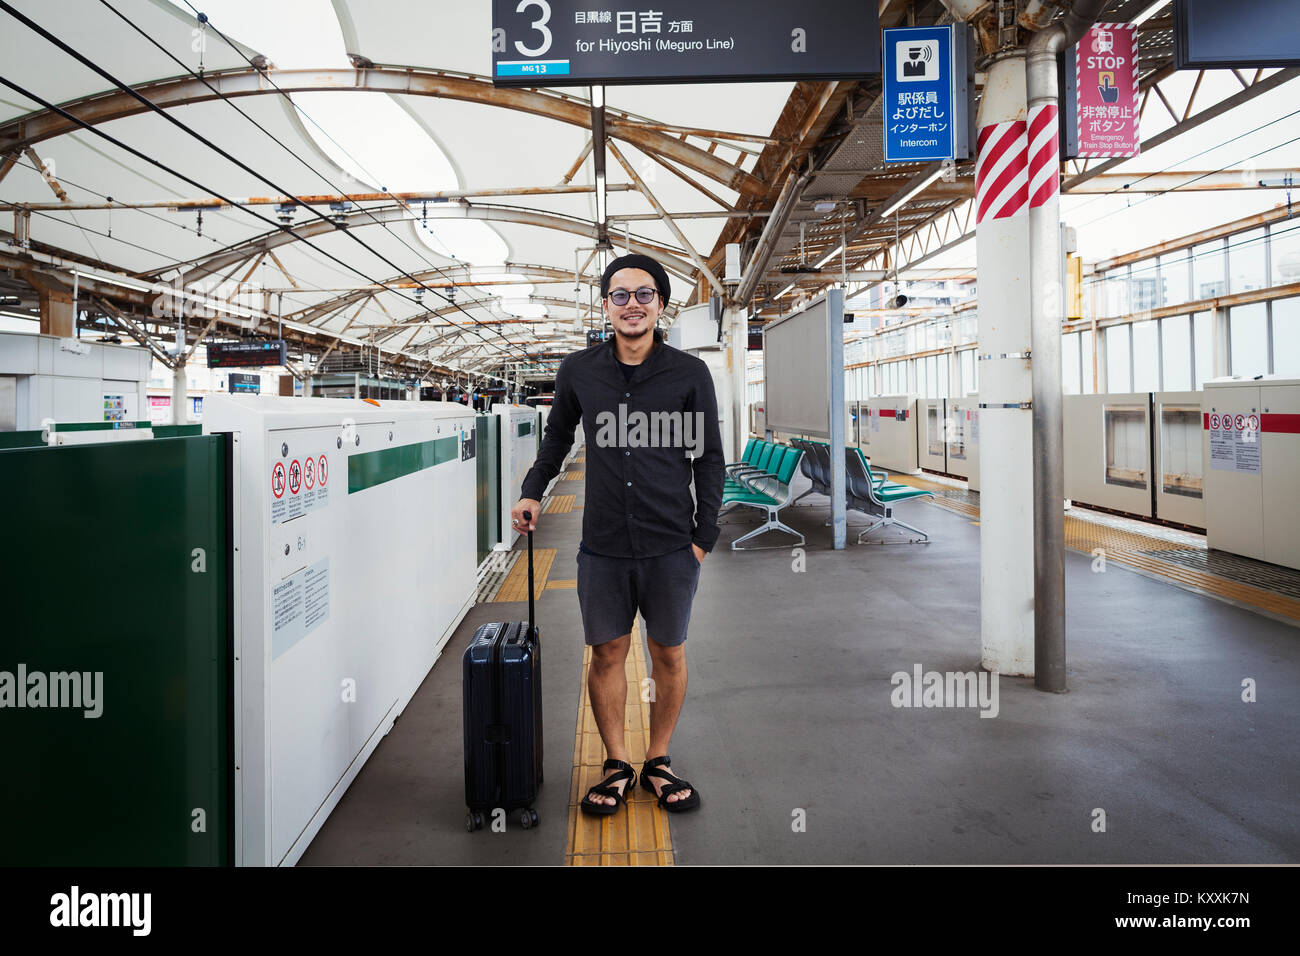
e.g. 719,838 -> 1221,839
595,170 -> 607,227
591,85 -> 604,109
814,244 -> 844,269
776,282 -> 797,298
1131,1 -> 1167,26
71,269 -> 153,295
877,166 -> 946,220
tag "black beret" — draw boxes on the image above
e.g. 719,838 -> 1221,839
600,254 -> 670,304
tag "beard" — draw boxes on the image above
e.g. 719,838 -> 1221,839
616,320 -> 651,339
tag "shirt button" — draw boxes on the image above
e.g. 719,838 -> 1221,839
624,392 -> 630,398
626,481 -> 632,486
624,451 -> 630,456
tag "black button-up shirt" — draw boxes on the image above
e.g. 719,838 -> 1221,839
520,329 -> 725,557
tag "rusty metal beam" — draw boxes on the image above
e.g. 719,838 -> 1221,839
1063,68 -> 1300,190
0,66 -> 767,198
607,141 -> 724,296
150,202 -> 695,285
23,147 -> 67,201
0,182 -> 635,213
1088,204 -> 1296,273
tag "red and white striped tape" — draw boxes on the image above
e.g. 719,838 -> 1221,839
975,120 -> 1028,223
1028,102 -> 1060,208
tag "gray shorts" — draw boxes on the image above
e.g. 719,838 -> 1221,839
575,544 -> 702,647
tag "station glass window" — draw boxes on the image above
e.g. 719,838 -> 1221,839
1063,332 -> 1081,395
956,350 -> 972,395
1270,221 -> 1300,287
1103,404 -> 1148,489
1229,303 -> 1268,377
1273,296 -> 1300,377
1193,240 -> 1227,300
1106,324 -> 1131,392
1100,268 -> 1130,317
1160,315 -> 1192,391
1132,319 -> 1159,392
1080,329 -> 1095,394
1193,311 -> 1214,389
937,354 -> 950,399
1229,228 -> 1268,294
1159,250 -> 1192,308
1129,261 -> 1161,313
948,402 -> 967,461
1160,404 -> 1203,499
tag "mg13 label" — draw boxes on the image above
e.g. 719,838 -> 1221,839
271,557 -> 330,659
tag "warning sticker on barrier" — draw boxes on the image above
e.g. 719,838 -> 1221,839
271,557 -> 331,659
1208,411 -> 1262,474
271,444 -> 332,525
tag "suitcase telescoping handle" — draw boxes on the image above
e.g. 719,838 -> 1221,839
523,509 -> 535,642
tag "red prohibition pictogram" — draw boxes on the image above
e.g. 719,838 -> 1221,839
1234,414 -> 1246,431
1209,413 -> 1221,430
271,461 -> 287,499
1248,414 -> 1260,432
288,459 -> 302,495
304,456 -> 316,490
318,455 -> 328,486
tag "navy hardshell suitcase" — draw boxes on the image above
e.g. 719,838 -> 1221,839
463,519 -> 543,831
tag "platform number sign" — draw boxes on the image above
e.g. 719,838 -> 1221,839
490,0 -> 881,87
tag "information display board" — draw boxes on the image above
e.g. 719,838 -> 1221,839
491,0 -> 880,86
208,340 -> 287,368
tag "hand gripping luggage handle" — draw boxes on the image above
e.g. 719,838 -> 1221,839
523,509 -> 535,641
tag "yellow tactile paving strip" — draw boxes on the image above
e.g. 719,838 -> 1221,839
490,547 -> 556,603
888,474 -> 981,518
547,578 -> 576,590
563,470 -> 585,481
566,620 -> 674,866
1063,520 -> 1300,623
544,494 -> 575,514
887,476 -> 1300,623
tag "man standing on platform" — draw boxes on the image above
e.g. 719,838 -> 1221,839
512,253 -> 724,817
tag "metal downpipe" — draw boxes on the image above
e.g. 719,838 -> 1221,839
1025,0 -> 1107,693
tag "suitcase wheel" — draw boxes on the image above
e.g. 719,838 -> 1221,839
466,811 -> 486,832
519,808 -> 538,829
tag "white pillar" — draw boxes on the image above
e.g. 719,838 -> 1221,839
726,304 -> 746,463
172,356 -> 189,425
976,53 -> 1035,676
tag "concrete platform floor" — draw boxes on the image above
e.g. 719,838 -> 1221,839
299,451 -> 1300,865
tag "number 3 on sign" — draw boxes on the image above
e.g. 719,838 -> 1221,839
515,0 -> 552,57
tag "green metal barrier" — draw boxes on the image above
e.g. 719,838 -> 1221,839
0,430 -> 44,450
475,414 -> 501,564
0,435 -> 232,865
152,424 -> 203,439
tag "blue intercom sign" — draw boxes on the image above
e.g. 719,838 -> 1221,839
883,25 -> 956,163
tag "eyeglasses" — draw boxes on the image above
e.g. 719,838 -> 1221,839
606,287 -> 658,306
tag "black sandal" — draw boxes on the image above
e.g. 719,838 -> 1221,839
640,755 -> 701,813
580,758 -> 636,816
